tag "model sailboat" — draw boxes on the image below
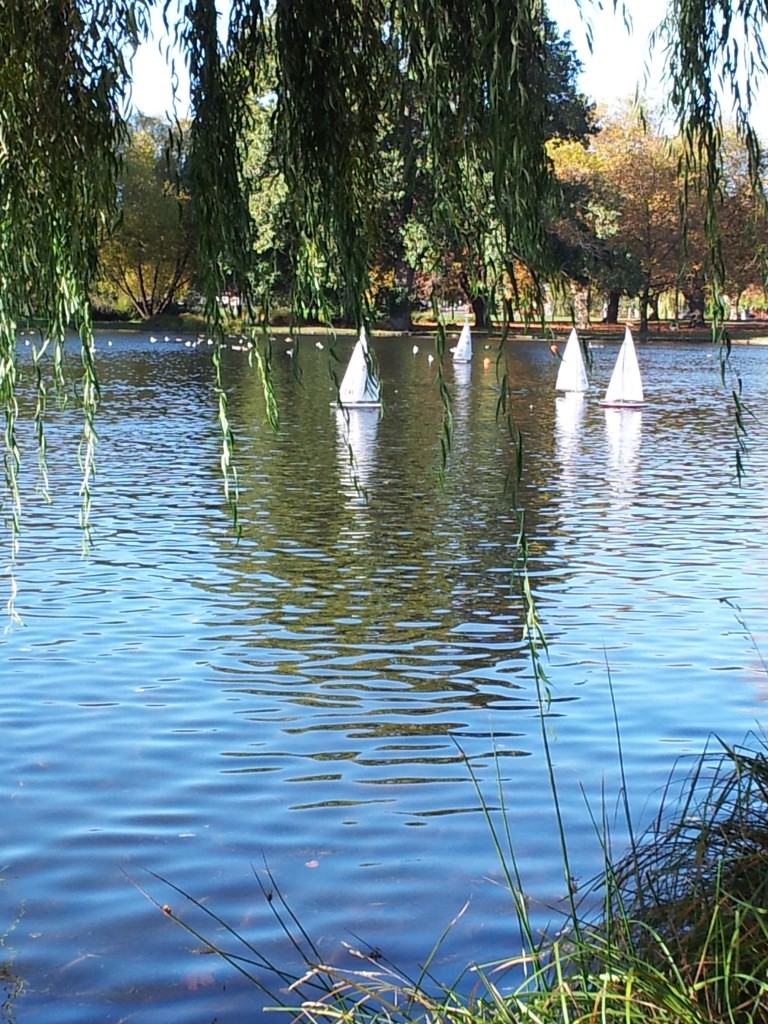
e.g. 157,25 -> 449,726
337,327 -> 381,409
452,318 -> 472,363
600,325 -> 645,408
555,327 -> 589,393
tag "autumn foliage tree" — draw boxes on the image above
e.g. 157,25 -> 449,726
549,104 -> 766,327
95,116 -> 197,319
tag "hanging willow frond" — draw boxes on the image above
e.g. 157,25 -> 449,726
656,0 -> 767,481
260,0 -> 554,323
182,0 -> 260,319
659,0 -> 768,292
0,0 -> 145,550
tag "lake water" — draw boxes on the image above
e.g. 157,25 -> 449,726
1,328 -> 767,1022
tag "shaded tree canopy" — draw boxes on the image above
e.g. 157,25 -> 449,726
1,0 -> 766,330
4,1 -> 767,316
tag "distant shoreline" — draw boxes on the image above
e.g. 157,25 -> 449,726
85,317 -> 768,347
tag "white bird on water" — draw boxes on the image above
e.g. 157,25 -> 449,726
412,344 -> 419,354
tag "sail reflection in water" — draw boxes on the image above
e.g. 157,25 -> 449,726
452,359 -> 472,428
334,406 -> 380,506
605,407 -> 643,501
555,392 -> 587,494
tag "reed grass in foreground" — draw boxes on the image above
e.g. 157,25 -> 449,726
136,731 -> 768,1024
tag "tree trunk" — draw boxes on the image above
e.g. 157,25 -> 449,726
605,289 -> 620,323
639,283 -> 650,333
682,287 -> 706,325
471,294 -> 488,329
458,269 -> 490,329
385,260 -> 415,331
387,292 -> 414,332
570,279 -> 589,329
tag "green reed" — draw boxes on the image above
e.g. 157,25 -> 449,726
140,719 -> 768,1023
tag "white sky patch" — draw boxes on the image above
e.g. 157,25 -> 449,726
548,0 -> 768,139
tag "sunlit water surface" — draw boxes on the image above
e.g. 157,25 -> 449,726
1,330 -> 767,1022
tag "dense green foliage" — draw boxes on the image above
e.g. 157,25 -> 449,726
3,0 -> 767,325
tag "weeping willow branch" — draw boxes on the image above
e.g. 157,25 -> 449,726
656,0 -> 768,477
0,0 -> 142,567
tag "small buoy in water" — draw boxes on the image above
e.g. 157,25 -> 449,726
549,343 -> 559,356
315,341 -> 324,349
427,353 -> 434,364
412,345 -> 419,355
483,356 -> 492,369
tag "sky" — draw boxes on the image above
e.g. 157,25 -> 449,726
549,0 -> 768,137
129,0 -> 768,138
547,0 -> 668,110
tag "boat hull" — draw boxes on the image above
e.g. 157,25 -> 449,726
332,400 -> 381,410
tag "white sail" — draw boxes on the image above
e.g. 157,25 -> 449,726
601,326 -> 644,407
555,327 -> 589,393
452,319 -> 472,363
338,327 -> 381,408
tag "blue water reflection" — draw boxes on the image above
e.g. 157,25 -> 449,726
0,330 -> 766,1022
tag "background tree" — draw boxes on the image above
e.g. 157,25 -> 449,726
718,128 -> 768,315
381,15 -> 597,330
587,107 -> 685,330
96,116 -> 197,319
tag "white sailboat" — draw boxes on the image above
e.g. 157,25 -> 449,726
452,318 -> 472,363
337,327 -> 381,409
555,327 -> 589,393
600,325 -> 645,408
